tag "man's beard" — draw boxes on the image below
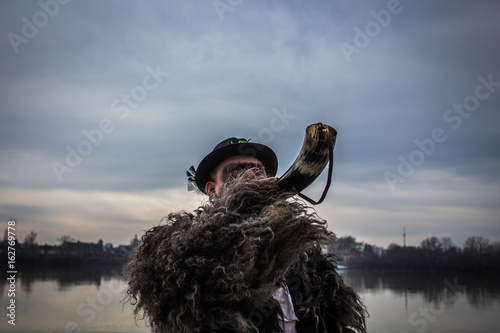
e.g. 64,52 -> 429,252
207,174 -> 288,216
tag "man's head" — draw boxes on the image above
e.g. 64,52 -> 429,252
194,137 -> 278,197
205,155 -> 268,197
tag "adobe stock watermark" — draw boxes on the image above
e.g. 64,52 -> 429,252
64,270 -> 125,333
7,0 -> 72,54
384,74 -> 500,192
251,106 -> 296,145
401,277 -> 466,333
51,64 -> 169,182
213,0 -> 243,21
236,106 -> 296,159
339,0 -> 407,64
6,220 -> 17,326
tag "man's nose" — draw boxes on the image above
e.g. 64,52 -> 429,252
245,169 -> 257,179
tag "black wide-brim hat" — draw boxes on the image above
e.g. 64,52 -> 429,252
195,138 -> 278,194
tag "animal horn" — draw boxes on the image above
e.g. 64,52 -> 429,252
277,123 -> 337,205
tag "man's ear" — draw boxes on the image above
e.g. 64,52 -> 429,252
205,181 -> 216,196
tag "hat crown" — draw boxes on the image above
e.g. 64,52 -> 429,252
213,138 -> 249,151
192,137 -> 278,194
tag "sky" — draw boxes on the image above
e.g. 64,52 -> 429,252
1,0 -> 499,249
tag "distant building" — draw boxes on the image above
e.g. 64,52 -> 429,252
40,244 -> 58,256
131,234 -> 139,248
62,240 -> 104,257
116,234 -> 140,258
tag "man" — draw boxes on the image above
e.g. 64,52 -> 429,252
126,137 -> 367,333
197,138 -> 277,197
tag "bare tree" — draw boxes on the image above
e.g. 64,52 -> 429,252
24,230 -> 38,245
57,235 -> 75,245
23,230 -> 39,256
421,236 -> 442,252
464,236 -> 489,256
421,236 -> 443,267
440,237 -> 455,252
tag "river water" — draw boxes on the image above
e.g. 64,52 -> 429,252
1,264 -> 499,332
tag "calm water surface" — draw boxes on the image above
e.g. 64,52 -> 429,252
342,269 -> 500,333
1,264 -> 499,332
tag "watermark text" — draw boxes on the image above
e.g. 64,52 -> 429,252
385,74 -> 500,192
6,220 -> 17,326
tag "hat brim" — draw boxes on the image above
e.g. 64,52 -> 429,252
195,142 -> 278,193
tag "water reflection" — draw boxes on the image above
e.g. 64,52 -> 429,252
0,260 -> 127,295
0,265 -> 498,333
0,260 -> 147,333
340,269 -> 500,310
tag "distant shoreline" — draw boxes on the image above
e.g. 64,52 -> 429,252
15,255 -> 130,268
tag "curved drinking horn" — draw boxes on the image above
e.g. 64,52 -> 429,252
277,123 -> 337,205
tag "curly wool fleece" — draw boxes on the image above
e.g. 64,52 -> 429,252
125,179 -> 366,333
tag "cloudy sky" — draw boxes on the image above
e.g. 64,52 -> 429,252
1,0 -> 499,249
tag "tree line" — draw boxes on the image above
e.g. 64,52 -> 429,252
329,235 -> 500,272
4,229 -> 500,272
0,229 -> 137,263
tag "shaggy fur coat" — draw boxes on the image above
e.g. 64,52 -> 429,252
125,179 -> 366,333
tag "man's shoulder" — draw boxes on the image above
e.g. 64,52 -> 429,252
157,211 -> 196,233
